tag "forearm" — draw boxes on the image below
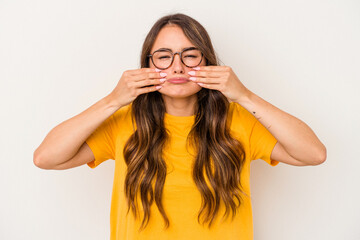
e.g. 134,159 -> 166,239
237,90 -> 326,164
34,94 -> 122,168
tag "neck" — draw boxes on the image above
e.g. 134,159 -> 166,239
162,95 -> 197,116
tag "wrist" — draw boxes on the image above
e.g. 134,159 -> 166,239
236,88 -> 253,106
104,93 -> 123,111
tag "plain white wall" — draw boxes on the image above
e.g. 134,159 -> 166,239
1,0 -> 359,239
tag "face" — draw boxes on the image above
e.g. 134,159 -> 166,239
149,25 -> 206,99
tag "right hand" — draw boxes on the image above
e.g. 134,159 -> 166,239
108,68 -> 166,108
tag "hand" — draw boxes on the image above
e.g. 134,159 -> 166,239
188,66 -> 250,103
108,68 -> 166,108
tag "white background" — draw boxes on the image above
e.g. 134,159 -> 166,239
1,0 -> 359,239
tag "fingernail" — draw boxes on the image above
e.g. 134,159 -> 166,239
156,85 -> 162,89
155,68 -> 161,72
160,78 -> 166,82
193,67 -> 200,70
189,77 -> 196,81
197,83 -> 204,86
188,71 -> 195,76
160,72 -> 167,77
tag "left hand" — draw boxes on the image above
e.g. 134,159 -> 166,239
188,66 -> 250,103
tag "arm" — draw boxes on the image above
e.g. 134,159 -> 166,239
33,94 -> 122,169
237,90 -> 327,166
188,65 -> 326,166
33,68 -> 164,170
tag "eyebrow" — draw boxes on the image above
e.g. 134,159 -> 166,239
154,47 -> 198,52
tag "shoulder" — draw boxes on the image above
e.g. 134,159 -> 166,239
113,103 -> 132,119
228,102 -> 257,138
111,103 -> 134,131
228,102 -> 257,128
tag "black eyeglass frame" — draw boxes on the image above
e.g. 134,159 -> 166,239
147,48 -> 204,70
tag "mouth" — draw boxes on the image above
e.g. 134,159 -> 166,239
167,77 -> 190,84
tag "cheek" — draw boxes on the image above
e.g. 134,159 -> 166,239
149,60 -> 154,68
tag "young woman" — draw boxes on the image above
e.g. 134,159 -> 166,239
34,13 -> 326,240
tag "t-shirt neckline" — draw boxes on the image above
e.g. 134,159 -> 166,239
164,112 -> 195,124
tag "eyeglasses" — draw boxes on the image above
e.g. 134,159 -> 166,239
147,47 -> 204,70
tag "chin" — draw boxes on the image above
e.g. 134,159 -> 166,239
159,82 -> 202,98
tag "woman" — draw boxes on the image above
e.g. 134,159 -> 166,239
34,13 -> 326,240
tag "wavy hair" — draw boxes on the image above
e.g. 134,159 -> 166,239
123,13 -> 246,231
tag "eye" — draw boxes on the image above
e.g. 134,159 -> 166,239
159,56 -> 171,59
154,51 -> 172,60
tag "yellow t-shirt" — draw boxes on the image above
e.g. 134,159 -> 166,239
85,102 -> 278,240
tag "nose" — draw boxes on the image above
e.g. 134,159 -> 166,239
171,52 -> 185,74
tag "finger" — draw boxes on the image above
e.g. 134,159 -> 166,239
137,84 -> 163,95
196,82 -> 220,90
133,78 -> 165,88
188,70 -> 223,78
132,72 -> 167,82
190,77 -> 220,84
126,68 -> 161,76
193,66 -> 230,72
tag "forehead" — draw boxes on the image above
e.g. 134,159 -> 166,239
151,25 -> 196,52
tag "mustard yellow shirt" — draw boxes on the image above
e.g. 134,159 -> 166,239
85,102 -> 278,240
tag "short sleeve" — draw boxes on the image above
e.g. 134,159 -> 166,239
249,119 -> 279,166
85,114 -> 117,169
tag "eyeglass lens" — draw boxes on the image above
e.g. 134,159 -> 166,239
152,49 -> 202,69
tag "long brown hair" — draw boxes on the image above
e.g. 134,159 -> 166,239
123,13 -> 246,231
